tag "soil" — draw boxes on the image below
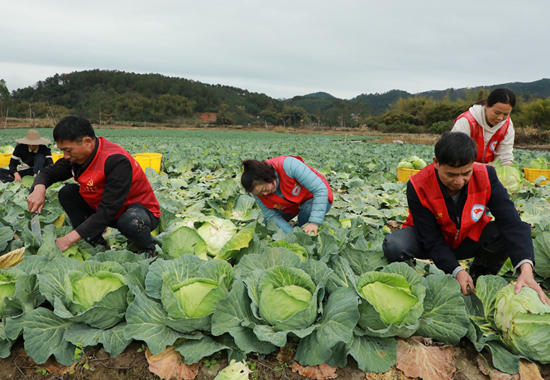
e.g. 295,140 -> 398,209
2,120 -> 549,379
1,337 -> 549,380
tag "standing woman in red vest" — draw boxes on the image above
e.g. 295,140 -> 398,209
241,156 -> 333,236
451,88 -> 516,165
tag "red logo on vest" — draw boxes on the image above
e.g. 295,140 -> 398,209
471,204 -> 486,222
84,179 -> 98,193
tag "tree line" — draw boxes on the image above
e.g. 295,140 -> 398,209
1,71 -> 550,130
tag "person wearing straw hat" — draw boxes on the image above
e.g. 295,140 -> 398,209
8,129 -> 54,182
27,115 -> 161,258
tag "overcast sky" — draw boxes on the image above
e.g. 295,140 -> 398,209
1,0 -> 549,100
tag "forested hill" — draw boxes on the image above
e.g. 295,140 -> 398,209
5,69 -> 550,125
10,69 -> 278,117
418,78 -> 550,102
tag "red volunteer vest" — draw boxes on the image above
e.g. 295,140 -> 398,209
403,163 -> 491,249
455,110 -> 510,163
258,156 -> 333,216
76,137 -> 161,219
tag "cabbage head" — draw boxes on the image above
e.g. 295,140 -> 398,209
0,145 -> 13,154
528,157 -> 549,169
494,285 -> 550,364
410,156 -> 427,169
397,160 -> 414,169
0,272 -> 17,319
38,259 -> 130,330
397,156 -> 427,169
143,254 -> 233,331
212,251 -> 359,365
494,163 -> 522,193
256,266 -> 317,330
70,271 -> 126,313
171,278 -> 229,318
197,216 -> 237,255
356,262 -> 426,338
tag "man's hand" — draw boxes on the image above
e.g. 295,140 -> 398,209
27,184 -> 47,213
13,172 -> 22,183
516,262 -> 550,305
302,223 -> 319,235
456,270 -> 475,296
56,230 -> 82,252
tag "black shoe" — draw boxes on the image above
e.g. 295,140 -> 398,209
469,248 -> 508,282
138,248 -> 156,259
90,236 -> 110,250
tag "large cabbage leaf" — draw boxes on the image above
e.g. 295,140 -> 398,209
494,284 -> 550,364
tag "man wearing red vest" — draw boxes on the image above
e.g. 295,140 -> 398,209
383,132 -> 548,305
27,116 -> 161,258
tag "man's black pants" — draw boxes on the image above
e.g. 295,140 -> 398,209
382,222 -> 509,278
58,184 -> 159,251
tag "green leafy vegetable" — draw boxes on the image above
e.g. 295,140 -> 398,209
494,284 -> 550,364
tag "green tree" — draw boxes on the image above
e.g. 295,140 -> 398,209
0,79 -> 12,118
515,98 -> 550,129
260,106 -> 282,125
281,105 -> 310,127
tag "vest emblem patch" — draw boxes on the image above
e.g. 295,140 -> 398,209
292,185 -> 301,196
489,140 -> 498,152
471,204 -> 486,222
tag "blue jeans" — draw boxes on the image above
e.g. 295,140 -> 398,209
14,153 -> 47,178
276,198 -> 332,227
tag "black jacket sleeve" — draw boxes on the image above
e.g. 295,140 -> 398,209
8,144 -> 24,174
485,166 -> 535,266
407,181 -> 461,274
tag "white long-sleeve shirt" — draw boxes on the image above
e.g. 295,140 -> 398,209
452,104 -> 515,165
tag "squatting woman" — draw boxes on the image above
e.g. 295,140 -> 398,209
241,156 -> 333,235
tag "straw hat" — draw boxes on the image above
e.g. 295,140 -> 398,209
15,130 -> 51,145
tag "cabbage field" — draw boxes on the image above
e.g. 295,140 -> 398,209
0,128 -> 549,380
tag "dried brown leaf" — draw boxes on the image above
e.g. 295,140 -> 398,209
145,346 -> 201,380
0,247 -> 25,269
277,343 -> 296,364
22,346 -> 83,376
291,362 -> 337,380
396,337 -> 455,380
519,360 -> 543,380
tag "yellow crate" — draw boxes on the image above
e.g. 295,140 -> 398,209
523,168 -> 550,185
397,167 -> 420,182
0,153 -> 12,167
52,153 -> 64,163
132,153 -> 162,173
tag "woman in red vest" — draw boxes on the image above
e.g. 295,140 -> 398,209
452,88 -> 516,165
241,156 -> 333,236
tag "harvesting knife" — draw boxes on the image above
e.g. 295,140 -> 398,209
31,212 -> 42,244
466,284 -> 484,315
